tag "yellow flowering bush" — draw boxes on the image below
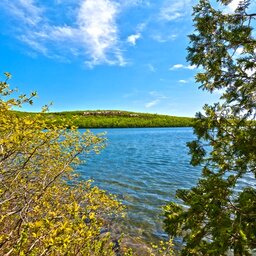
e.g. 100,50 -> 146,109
0,73 -> 123,255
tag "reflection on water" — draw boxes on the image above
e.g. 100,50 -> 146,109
77,127 -> 201,241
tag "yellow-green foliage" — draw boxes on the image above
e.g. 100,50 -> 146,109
0,73 -> 176,256
13,111 -> 194,129
0,73 -> 123,255
149,239 -> 174,256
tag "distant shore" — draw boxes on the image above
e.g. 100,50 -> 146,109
12,110 -> 195,128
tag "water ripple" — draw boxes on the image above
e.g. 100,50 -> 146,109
78,128 -> 201,240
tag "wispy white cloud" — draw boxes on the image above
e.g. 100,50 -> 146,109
147,64 -> 156,72
119,0 -> 151,8
160,0 -> 192,21
76,0 -> 124,67
145,99 -> 160,108
127,33 -> 141,45
2,0 -> 43,26
171,64 -> 183,69
123,89 -> 140,98
170,64 -> 196,70
19,34 -> 48,54
136,22 -> 147,31
178,79 -> 188,84
126,21 -> 147,46
1,0 -> 127,67
151,33 -> 177,43
150,0 -> 192,44
50,26 -> 75,40
145,91 -> 168,108
149,91 -> 167,99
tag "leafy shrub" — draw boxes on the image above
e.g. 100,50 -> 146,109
0,73 -> 123,255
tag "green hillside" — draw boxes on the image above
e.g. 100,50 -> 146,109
12,110 -> 194,128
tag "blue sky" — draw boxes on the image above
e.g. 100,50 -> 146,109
0,0 -> 239,116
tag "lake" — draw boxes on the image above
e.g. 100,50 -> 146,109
77,127 -> 202,241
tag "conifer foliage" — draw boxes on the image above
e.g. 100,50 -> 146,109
164,0 -> 256,255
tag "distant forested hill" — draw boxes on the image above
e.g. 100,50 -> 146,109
12,110 -> 194,128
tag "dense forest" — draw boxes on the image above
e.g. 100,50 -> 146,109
12,110 -> 194,128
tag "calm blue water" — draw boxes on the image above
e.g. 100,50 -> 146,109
77,127 -> 201,241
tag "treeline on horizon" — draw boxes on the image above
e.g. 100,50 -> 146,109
13,110 -> 194,128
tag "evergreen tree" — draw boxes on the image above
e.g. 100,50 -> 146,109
164,0 -> 256,255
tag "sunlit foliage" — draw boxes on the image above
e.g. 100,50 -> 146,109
13,110 -> 194,128
0,73 -> 123,255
